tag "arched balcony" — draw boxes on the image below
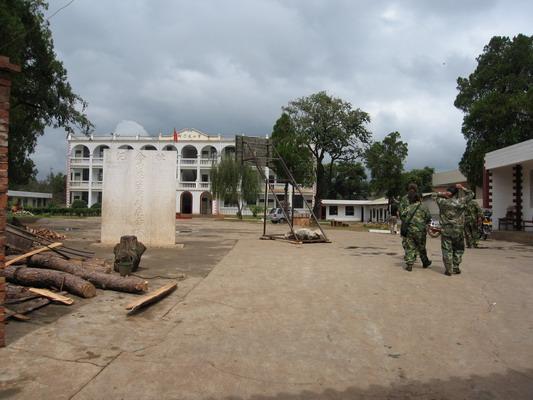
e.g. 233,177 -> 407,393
140,144 -> 157,151
181,145 -> 198,167
70,144 -> 90,166
200,145 -> 217,166
222,145 -> 236,159
162,144 -> 178,152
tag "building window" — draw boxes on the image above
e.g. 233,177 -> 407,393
329,206 -> 338,216
293,195 -> 304,208
346,206 -> 354,216
223,199 -> 239,207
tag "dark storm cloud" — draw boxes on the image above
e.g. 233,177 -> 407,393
34,0 -> 533,177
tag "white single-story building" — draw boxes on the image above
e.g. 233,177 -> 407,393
484,138 -> 533,231
8,190 -> 53,208
321,198 -> 389,222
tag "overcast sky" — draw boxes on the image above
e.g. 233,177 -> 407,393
33,0 -> 532,178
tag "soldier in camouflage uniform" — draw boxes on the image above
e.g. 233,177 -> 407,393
399,182 -> 418,219
401,192 -> 432,271
432,184 -> 474,276
464,198 -> 483,248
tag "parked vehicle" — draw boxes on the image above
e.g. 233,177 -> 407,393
428,218 -> 441,238
480,209 -> 492,240
267,208 -> 291,223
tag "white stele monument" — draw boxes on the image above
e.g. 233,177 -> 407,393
101,149 -> 177,246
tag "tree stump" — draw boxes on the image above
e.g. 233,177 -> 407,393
113,235 -> 146,273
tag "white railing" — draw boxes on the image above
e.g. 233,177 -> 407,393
92,181 -> 103,189
200,158 -> 216,166
180,158 -> 198,166
70,157 -> 90,165
69,180 -> 90,189
92,157 -> 103,165
199,182 -> 211,189
179,182 -> 197,189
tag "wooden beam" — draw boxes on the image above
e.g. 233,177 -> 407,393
28,288 -> 74,305
5,242 -> 63,266
126,282 -> 177,314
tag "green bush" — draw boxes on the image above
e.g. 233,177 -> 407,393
71,199 -> 88,209
90,202 -> 101,209
25,207 -> 101,217
248,205 -> 264,218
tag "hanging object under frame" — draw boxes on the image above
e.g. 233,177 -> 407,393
235,135 -> 330,244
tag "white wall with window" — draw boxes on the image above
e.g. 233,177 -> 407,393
322,199 -> 389,222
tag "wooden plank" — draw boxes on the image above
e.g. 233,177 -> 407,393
5,242 -> 63,266
4,307 -> 31,321
126,282 -> 177,314
28,288 -> 74,305
8,297 -> 51,316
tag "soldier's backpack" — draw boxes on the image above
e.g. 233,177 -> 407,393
400,203 -> 420,237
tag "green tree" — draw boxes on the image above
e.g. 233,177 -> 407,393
455,34 -> 533,187
365,131 -> 408,201
11,170 -> 66,205
270,113 -> 314,185
48,171 -> 66,205
283,91 -> 371,214
1,0 -> 93,185
401,167 -> 435,194
270,113 -> 314,211
211,156 -> 260,219
327,162 -> 369,200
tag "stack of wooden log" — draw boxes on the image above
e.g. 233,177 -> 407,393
3,229 -> 179,318
1,243 -> 149,320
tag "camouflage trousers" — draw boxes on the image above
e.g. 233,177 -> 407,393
441,232 -> 465,273
402,232 -> 430,266
464,222 -> 479,248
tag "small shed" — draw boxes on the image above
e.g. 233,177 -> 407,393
8,190 -> 53,208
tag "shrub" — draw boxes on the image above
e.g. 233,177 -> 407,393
248,205 -> 264,218
25,207 -> 101,217
71,199 -> 88,209
90,202 -> 101,209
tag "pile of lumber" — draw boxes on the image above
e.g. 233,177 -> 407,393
3,238 -> 178,319
26,226 -> 66,241
1,245 -> 149,304
4,284 -> 74,321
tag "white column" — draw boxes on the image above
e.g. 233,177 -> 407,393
66,141 -> 71,206
88,153 -> 93,207
196,148 -> 200,189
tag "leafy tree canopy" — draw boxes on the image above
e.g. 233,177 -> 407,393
0,0 -> 93,186
365,131 -> 408,201
455,34 -> 533,187
211,156 -> 260,219
401,167 -> 435,194
326,161 -> 369,200
10,171 -> 66,205
282,91 -> 371,213
270,113 -> 314,187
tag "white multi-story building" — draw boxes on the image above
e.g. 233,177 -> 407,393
66,128 -> 314,215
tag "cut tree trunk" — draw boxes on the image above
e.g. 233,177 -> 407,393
2,265 -> 96,298
28,254 -> 148,294
113,235 -> 146,272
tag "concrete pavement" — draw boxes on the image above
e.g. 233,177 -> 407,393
1,219 -> 533,399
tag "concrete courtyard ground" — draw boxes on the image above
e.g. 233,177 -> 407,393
1,217 -> 533,399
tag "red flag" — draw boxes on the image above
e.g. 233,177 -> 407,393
173,128 -> 178,142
